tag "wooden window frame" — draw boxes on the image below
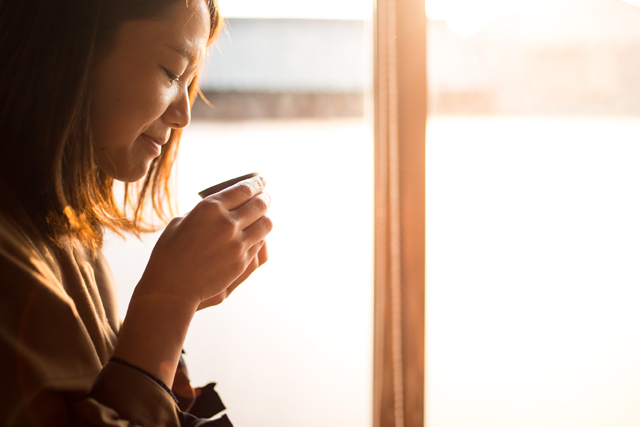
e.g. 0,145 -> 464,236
373,0 -> 427,426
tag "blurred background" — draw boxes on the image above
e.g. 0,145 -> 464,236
102,0 -> 640,425
103,1 -> 375,426
426,0 -> 640,426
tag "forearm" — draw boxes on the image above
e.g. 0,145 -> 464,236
113,285 -> 198,388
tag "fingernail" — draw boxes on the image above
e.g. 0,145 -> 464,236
260,176 -> 267,186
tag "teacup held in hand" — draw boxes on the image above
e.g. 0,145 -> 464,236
198,172 -> 260,199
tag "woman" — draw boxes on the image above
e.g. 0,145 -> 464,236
0,0 -> 272,425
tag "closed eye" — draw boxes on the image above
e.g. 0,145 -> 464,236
162,67 -> 180,84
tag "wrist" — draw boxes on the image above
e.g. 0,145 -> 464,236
114,288 -> 198,388
134,272 -> 201,308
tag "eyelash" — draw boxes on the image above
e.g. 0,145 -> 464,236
163,68 -> 181,84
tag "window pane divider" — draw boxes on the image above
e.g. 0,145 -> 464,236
373,0 -> 427,425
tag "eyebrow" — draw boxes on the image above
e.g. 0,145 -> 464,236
165,43 -> 200,66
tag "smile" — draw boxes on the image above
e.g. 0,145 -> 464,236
141,134 -> 164,157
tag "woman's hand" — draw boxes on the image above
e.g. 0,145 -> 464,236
197,240 -> 269,310
114,176 -> 271,387
136,175 -> 272,306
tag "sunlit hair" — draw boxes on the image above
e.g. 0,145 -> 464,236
0,0 -> 222,251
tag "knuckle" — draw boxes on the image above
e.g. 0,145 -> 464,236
195,199 -> 225,219
220,218 -> 240,239
230,217 -> 241,232
206,200 -> 226,215
261,216 -> 274,233
253,196 -> 268,212
235,183 -> 253,200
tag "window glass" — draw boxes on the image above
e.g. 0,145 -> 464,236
427,0 -> 640,425
103,3 -> 374,425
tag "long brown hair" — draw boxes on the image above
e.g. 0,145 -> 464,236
0,0 -> 221,251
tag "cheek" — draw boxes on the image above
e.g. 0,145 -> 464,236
119,77 -> 170,117
92,78 -> 170,148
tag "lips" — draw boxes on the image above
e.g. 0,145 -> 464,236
142,134 -> 167,146
141,134 -> 167,157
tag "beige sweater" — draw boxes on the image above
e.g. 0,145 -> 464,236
0,187 -> 185,426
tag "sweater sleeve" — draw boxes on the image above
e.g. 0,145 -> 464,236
0,213 -> 185,427
74,362 -> 182,426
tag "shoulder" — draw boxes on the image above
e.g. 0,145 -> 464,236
0,188 -> 79,336
0,193 -> 108,410
0,190 -> 65,294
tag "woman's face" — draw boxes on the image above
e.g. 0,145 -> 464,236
90,0 -> 210,182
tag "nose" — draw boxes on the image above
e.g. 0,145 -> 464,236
162,87 -> 191,129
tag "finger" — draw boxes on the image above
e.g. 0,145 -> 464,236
197,295 -> 224,310
244,239 -> 266,264
231,191 -> 271,230
205,175 -> 265,210
257,241 -> 268,266
242,215 -> 273,247
227,248 -> 262,293
225,259 -> 256,295
197,250 -> 262,311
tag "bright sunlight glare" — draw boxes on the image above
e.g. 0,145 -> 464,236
217,0 -> 372,20
427,116 -> 640,427
425,0 -> 557,37
426,0 -> 640,38
219,0 -> 640,38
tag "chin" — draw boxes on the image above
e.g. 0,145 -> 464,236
119,168 -> 152,183
98,162 -> 152,183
